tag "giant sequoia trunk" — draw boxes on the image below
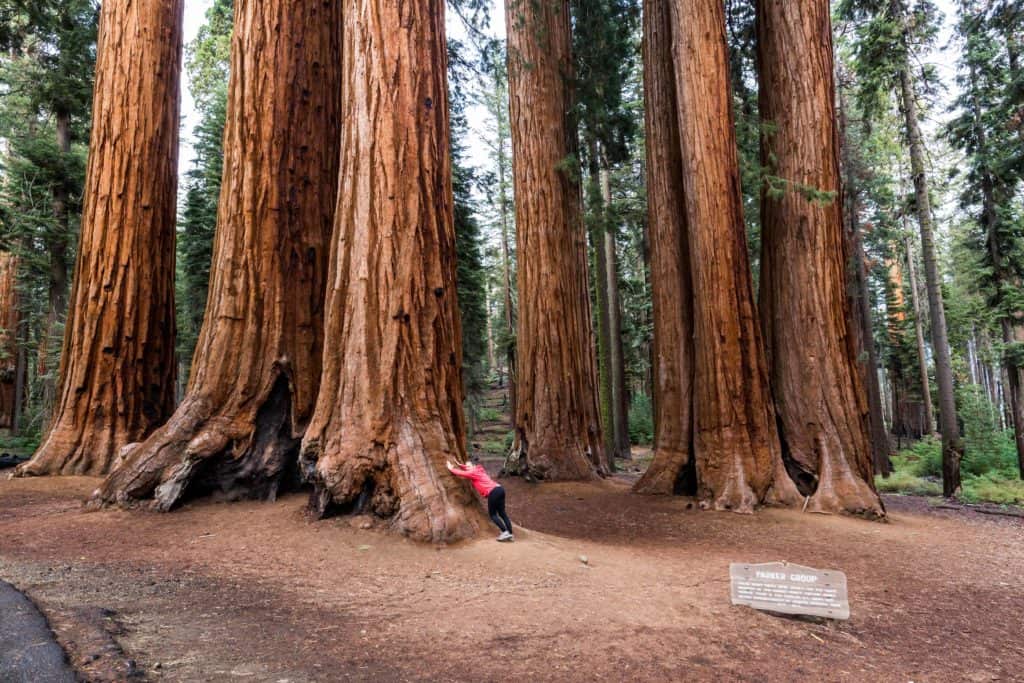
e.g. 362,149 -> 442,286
299,0 -> 483,543
504,0 -> 604,480
94,0 -> 341,508
633,0 -> 695,495
16,0 -> 182,476
637,0 -> 799,511
756,0 -> 883,517
0,253 -> 19,429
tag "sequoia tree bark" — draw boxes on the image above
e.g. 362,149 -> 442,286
504,0 -> 604,480
93,0 -> 342,508
299,0 -> 484,543
670,0 -> 799,511
633,0 -> 695,495
0,253 -> 19,429
16,0 -> 182,476
756,0 -> 884,517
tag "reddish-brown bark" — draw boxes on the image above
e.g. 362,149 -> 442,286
0,253 -> 19,429
94,0 -> 342,509
299,0 -> 483,543
669,0 -> 799,511
756,0 -> 884,517
16,0 -> 182,476
504,0 -> 604,480
633,0 -> 694,495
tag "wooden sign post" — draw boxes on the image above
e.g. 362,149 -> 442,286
730,562 -> 850,620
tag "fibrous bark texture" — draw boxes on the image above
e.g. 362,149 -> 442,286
94,0 -> 342,509
669,0 -> 799,511
633,0 -> 695,496
299,0 -> 483,544
0,253 -> 19,429
504,0 -> 604,481
16,0 -> 182,476
756,0 -> 884,517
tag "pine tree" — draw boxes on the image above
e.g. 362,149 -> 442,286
946,0 -> 1024,477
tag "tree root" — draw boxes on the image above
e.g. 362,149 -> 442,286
633,448 -> 694,495
90,374 -> 299,511
301,421 -> 486,544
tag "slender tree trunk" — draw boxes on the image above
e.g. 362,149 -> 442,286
638,0 -> 800,510
967,60 -> 1024,475
504,0 -> 604,480
904,235 -> 935,434
897,58 -> 962,496
0,253 -> 18,429
95,0 -> 342,508
756,0 -> 883,516
299,0 -> 483,543
633,0 -> 694,495
485,279 -> 496,371
588,150 -> 616,465
1003,321 -> 1024,477
601,166 -> 631,460
838,76 -> 892,474
17,0 -> 182,477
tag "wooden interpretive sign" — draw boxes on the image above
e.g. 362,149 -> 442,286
730,562 -> 849,620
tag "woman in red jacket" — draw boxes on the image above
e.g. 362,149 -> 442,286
446,457 -> 514,542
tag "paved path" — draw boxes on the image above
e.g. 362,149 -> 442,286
0,580 -> 76,683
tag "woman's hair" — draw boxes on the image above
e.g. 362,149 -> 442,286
467,453 -> 481,464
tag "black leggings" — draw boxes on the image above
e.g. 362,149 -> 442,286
487,486 -> 513,533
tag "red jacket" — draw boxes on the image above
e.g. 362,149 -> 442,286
447,463 -> 499,497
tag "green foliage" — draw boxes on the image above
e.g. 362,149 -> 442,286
449,37 -> 490,404
0,0 -> 97,430
627,393 -> 653,445
875,468 -> 943,496
957,384 -> 1019,477
0,433 -> 40,453
895,436 -> 944,478
478,407 -> 502,423
884,425 -> 1023,505
959,474 -> 1024,506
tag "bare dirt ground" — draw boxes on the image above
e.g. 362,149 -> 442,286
1,472 -> 1022,682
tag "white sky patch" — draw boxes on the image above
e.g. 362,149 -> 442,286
178,0 -> 213,184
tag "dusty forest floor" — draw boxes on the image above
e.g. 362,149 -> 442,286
0,470 -> 1021,682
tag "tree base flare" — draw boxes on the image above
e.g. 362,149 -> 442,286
301,422 -> 486,544
632,448 -> 695,495
91,375 -> 299,512
503,431 -> 601,482
802,442 -> 886,520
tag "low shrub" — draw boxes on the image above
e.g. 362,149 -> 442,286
628,394 -> 654,445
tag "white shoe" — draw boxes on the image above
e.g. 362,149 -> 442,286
497,531 -> 514,542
